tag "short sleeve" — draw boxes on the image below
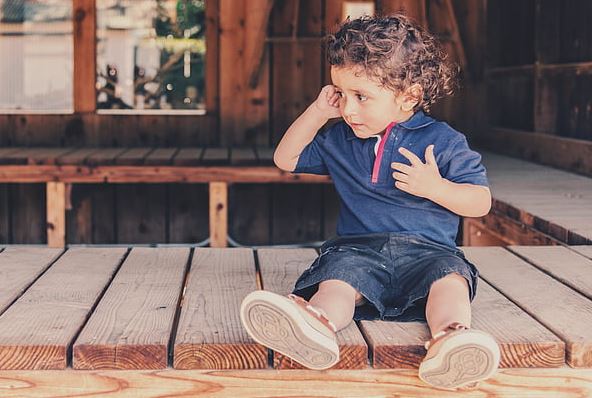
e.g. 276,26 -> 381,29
293,130 -> 330,175
440,136 -> 489,187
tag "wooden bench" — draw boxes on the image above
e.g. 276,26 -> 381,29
1,147 -> 591,247
0,147 -> 329,247
464,152 -> 592,246
0,245 -> 591,396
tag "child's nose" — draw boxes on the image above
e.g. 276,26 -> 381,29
342,98 -> 357,117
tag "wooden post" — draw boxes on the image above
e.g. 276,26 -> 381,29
73,0 -> 97,112
209,182 -> 228,247
47,182 -> 67,248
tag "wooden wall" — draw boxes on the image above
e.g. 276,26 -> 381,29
478,0 -> 592,176
0,0 -> 486,245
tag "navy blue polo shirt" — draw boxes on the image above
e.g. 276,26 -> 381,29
293,110 -> 489,248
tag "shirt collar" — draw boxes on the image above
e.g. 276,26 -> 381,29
345,110 -> 436,140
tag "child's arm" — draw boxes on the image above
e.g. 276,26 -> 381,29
274,85 -> 341,172
392,145 -> 491,217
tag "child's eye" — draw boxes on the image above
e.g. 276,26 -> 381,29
356,94 -> 367,101
336,91 -> 344,98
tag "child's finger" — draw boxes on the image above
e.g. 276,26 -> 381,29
398,147 -> 422,166
391,162 -> 412,173
425,145 -> 437,165
392,172 -> 409,182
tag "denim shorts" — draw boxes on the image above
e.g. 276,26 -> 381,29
292,232 -> 479,322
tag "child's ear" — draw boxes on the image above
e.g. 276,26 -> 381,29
401,84 -> 422,112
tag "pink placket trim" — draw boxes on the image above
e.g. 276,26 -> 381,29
371,121 -> 397,183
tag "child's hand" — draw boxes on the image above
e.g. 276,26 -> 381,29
391,145 -> 445,199
313,85 -> 342,120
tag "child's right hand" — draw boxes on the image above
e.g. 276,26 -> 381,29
313,85 -> 342,120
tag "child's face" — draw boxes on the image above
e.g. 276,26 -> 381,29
330,66 -> 416,138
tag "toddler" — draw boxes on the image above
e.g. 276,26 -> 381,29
240,14 -> 500,390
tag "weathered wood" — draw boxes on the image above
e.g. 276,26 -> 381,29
468,211 -> 559,246
0,165 -> 331,183
0,248 -> 127,369
144,148 -> 178,165
570,246 -> 592,260
255,147 -> 274,165
478,128 -> 592,178
73,0 -> 97,112
174,248 -> 267,369
209,182 -> 228,248
245,0 -> 274,88
229,148 -> 258,166
201,148 -> 230,165
24,148 -> 77,165
0,247 -> 63,314
172,148 -> 204,166
116,185 -> 166,244
464,247 -> 592,367
73,248 -> 190,369
361,277 -> 564,369
57,148 -> 100,165
114,148 -> 153,166
508,246 -> 592,301
257,248 -> 369,369
85,148 -> 128,166
46,182 -> 67,248
462,218 -> 507,246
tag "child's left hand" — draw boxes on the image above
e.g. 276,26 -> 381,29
391,145 -> 444,199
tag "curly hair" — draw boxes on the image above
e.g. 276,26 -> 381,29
326,14 -> 459,112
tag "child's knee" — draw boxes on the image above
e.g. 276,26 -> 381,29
318,279 -> 363,302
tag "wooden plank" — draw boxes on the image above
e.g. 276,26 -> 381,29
255,147 -> 274,165
73,247 -> 189,369
508,246 -> 592,300
0,248 -> 127,369
116,185 -> 166,244
169,184 -> 209,243
57,148 -> 100,165
201,148 -> 230,165
463,247 -> 592,367
1,368 -> 592,397
219,0 -> 245,145
85,148 -> 128,166
229,148 -> 258,166
114,148 -> 154,166
257,248 -> 368,369
209,182 -> 228,248
144,148 -> 179,166
570,246 -> 592,260
173,248 -> 267,369
379,0 -> 427,27
361,277 -> 564,369
172,148 -> 204,166
24,148 -> 77,165
0,148 -> 31,165
477,129 -> 592,178
11,184 -> 45,244
46,182 -> 66,248
0,165 -> 332,183
73,0 -> 97,112
0,247 -> 63,314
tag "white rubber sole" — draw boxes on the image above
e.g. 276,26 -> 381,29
239,290 -> 339,370
418,329 -> 500,390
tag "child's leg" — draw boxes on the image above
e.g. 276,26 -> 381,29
425,273 -> 471,337
308,279 -> 362,331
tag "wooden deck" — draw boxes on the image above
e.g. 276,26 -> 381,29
0,246 -> 591,396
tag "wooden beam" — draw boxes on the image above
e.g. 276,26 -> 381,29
209,182 -> 228,247
475,127 -> 592,177
246,0 -> 274,89
0,165 -> 332,183
73,0 -> 97,113
0,368 -> 591,396
46,182 -> 66,248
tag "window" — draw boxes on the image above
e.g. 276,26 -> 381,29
96,0 -> 206,113
0,0 -> 73,112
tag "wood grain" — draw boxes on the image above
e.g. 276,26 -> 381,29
73,248 -> 190,369
173,248 -> 267,369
